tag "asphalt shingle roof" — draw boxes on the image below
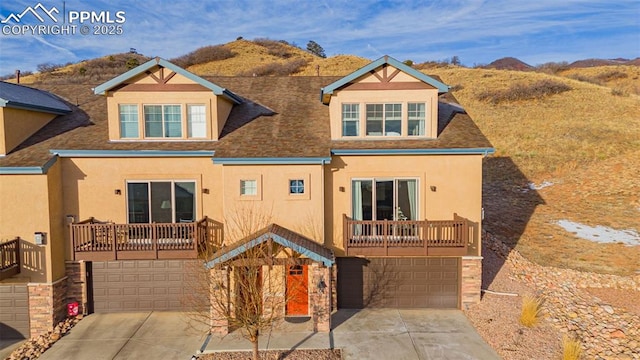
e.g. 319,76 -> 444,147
0,81 -> 71,115
0,76 -> 492,169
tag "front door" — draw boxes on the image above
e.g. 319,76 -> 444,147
286,265 -> 308,316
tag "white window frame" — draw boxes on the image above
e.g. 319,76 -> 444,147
365,103 -> 402,137
289,179 -> 305,195
240,179 -> 258,196
118,104 -> 139,138
143,104 -> 183,138
350,177 -> 420,221
407,102 -> 426,136
187,104 -> 207,138
341,103 -> 360,137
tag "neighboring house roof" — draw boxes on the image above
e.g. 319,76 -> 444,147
0,81 -> 71,115
0,76 -> 493,170
205,223 -> 335,268
93,57 -> 242,104
320,55 -> 450,104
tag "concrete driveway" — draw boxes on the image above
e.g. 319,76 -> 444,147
37,309 -> 499,360
204,309 -> 500,360
38,312 -> 208,360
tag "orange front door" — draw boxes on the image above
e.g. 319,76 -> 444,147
286,265 -> 308,316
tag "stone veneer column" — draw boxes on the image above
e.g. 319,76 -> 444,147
65,261 -> 87,315
209,268 -> 229,335
461,256 -> 482,309
27,277 -> 68,337
309,263 -> 331,332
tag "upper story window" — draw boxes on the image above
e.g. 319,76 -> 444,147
289,179 -> 305,194
240,179 -> 257,196
144,105 -> 182,138
366,104 -> 402,136
342,104 -> 359,137
119,104 -> 139,138
187,104 -> 206,138
408,103 -> 425,136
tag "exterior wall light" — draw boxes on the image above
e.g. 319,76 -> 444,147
317,279 -> 327,293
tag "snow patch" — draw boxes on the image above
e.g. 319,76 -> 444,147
556,220 -> 640,246
528,181 -> 554,190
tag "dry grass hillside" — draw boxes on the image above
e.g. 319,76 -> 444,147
7,39 -> 639,276
556,65 -> 640,95
428,67 -> 640,276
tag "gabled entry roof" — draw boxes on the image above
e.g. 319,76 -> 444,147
205,224 -> 335,268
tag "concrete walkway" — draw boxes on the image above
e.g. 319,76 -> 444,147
204,309 -> 501,359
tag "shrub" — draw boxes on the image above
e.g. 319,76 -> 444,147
253,38 -> 293,59
37,62 -> 62,73
519,295 -> 543,327
611,88 -> 628,96
241,59 -> 308,76
562,335 -> 582,360
125,58 -> 140,69
170,45 -> 235,68
477,80 -> 571,104
403,60 -> 414,67
596,70 -> 628,82
536,61 -> 569,74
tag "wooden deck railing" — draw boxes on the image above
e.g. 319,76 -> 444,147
343,214 -> 473,256
0,238 -> 20,280
70,217 -> 222,261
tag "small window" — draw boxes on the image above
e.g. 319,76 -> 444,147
342,104 -> 359,136
408,103 -> 426,136
289,179 -> 304,194
240,180 -> 257,196
187,104 -> 206,138
119,104 -> 139,138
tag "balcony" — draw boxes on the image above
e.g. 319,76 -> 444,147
70,217 -> 222,261
0,238 -> 20,280
343,214 -> 474,256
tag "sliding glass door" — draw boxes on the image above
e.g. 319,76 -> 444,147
352,178 -> 418,221
127,181 -> 196,224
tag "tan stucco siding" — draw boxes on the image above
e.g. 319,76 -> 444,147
0,173 -> 51,282
0,108 -> 57,155
59,157 -> 223,228
324,154 -> 483,255
221,164 -> 325,244
46,161 -> 66,280
328,88 -> 439,139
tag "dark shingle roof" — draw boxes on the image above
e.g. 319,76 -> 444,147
0,81 -> 71,115
0,76 -> 492,168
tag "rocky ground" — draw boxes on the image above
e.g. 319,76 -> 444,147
5,316 -> 80,360
198,349 -> 342,359
466,233 -> 640,360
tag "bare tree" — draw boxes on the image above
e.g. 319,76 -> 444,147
184,204 -> 306,360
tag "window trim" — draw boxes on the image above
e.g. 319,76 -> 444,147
187,103 -> 207,138
125,179 -> 197,224
341,103 -> 360,137
407,102 -> 426,136
289,179 -> 305,195
240,179 -> 258,196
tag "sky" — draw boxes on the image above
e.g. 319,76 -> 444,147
0,0 -> 639,74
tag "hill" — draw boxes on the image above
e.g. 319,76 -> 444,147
484,57 -> 534,71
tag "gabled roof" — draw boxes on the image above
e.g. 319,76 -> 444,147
320,55 -> 450,104
93,57 -> 242,104
205,224 -> 335,268
0,81 -> 71,115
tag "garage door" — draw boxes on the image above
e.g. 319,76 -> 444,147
91,260 -> 199,312
0,283 -> 29,339
337,257 -> 459,309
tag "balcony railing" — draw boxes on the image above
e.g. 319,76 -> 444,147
0,238 -> 20,280
70,217 -> 222,261
343,214 -> 473,256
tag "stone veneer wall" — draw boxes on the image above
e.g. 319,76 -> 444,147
461,256 -> 482,309
65,261 -> 87,315
309,263 -> 331,332
27,277 -> 67,337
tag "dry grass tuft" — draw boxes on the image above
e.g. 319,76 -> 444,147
241,58 -> 308,76
562,335 -> 582,360
170,45 -> 235,68
477,79 -> 571,103
519,295 -> 543,327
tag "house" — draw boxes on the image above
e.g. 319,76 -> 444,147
0,56 -> 494,339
